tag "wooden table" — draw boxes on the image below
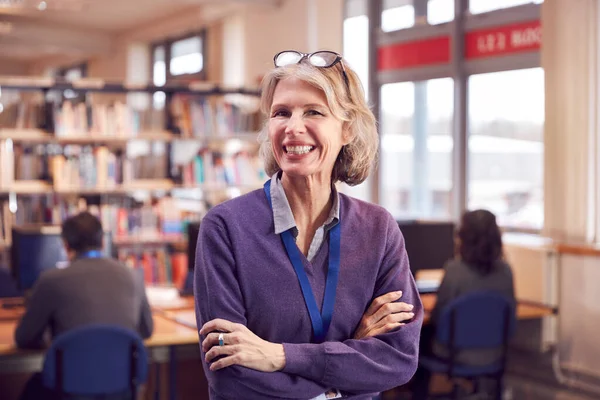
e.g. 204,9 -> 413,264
0,313 -> 198,356
152,293 -> 556,331
420,293 -> 556,323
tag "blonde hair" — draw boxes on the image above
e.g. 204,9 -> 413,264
257,58 -> 378,186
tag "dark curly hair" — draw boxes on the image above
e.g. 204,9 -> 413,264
457,209 -> 503,275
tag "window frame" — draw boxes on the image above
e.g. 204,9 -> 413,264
347,0 -> 544,232
56,62 -> 88,104
151,30 -> 207,85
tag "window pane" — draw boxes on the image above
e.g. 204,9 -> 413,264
382,0 -> 414,32
343,15 -> 369,99
342,14 -> 372,202
468,68 -> 544,230
469,0 -> 543,14
380,78 -> 454,219
428,0 -> 454,25
170,36 -> 203,76
153,45 -> 166,87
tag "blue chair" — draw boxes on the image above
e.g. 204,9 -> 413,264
41,324 -> 149,399
419,291 -> 516,400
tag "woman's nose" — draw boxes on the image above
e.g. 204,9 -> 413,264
284,113 -> 306,135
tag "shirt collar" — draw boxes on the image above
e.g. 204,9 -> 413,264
270,171 -> 340,235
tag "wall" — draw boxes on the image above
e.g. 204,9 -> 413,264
0,59 -> 29,76
231,0 -> 344,86
25,5 -> 226,84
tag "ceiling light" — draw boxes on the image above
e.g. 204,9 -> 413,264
37,1 -> 47,11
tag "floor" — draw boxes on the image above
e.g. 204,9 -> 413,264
384,348 -> 600,400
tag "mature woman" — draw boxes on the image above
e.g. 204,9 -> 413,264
413,209 -> 515,399
194,50 -> 423,400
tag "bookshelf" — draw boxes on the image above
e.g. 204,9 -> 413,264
0,76 -> 264,286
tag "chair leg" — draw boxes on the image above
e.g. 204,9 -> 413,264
452,382 -> 460,400
495,376 -> 504,400
472,378 -> 480,395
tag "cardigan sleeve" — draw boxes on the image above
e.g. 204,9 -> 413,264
194,213 -> 330,400
281,214 -> 423,395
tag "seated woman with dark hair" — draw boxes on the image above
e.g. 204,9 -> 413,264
413,209 -> 515,399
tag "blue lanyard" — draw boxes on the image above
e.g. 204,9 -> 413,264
78,250 -> 104,259
264,180 -> 341,343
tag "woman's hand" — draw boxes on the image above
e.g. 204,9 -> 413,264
353,291 -> 415,339
200,318 -> 286,372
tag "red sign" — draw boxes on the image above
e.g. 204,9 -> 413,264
378,36 -> 450,71
465,20 -> 541,59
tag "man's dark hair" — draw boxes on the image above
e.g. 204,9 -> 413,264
457,209 -> 503,275
61,211 -> 104,254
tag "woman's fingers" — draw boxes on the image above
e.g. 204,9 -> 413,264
202,330 -> 245,352
205,343 -> 240,363
209,354 -> 242,371
199,318 -> 244,336
364,291 -> 403,317
370,301 -> 414,325
366,322 -> 405,337
363,312 -> 414,338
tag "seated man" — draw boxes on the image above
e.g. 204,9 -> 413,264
15,211 -> 154,398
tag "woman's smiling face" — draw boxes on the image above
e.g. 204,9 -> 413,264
268,77 -> 350,182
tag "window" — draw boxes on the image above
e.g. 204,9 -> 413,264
153,46 -> 166,87
428,0 -> 454,25
170,36 -> 203,76
343,15 -> 369,99
57,63 -> 87,103
469,0 -> 543,14
342,13 -> 371,202
468,68 -> 544,230
151,31 -> 206,85
153,46 -> 166,109
382,0 -> 415,32
380,78 -> 454,219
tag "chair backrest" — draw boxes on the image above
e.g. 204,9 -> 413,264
0,266 -> 22,298
42,324 -> 149,397
436,291 -> 517,350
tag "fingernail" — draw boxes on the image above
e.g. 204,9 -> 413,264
396,291 -> 402,296
409,304 -> 414,310
409,312 -> 414,317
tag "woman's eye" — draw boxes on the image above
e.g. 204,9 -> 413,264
271,110 -> 290,118
306,110 -> 323,116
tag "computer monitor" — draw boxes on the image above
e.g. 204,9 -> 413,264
187,221 -> 200,273
397,220 -> 456,275
11,225 -> 69,291
10,225 -> 113,291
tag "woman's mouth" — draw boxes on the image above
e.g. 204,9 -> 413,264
284,145 -> 315,155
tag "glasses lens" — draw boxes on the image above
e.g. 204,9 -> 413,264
309,52 -> 339,67
275,51 -> 303,67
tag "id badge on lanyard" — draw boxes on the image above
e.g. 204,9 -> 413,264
263,180 -> 341,343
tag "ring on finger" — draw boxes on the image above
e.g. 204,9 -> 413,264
218,332 -> 225,347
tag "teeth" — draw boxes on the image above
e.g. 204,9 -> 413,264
286,145 -> 313,155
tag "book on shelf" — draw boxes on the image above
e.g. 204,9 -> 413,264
118,247 -> 188,287
171,96 -> 261,138
0,97 -> 51,131
0,194 -> 201,249
54,101 -> 165,139
180,148 -> 265,188
0,139 -> 15,189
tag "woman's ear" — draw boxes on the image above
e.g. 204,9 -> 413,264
342,122 -> 354,145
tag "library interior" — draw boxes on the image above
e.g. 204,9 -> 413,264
0,0 -> 599,399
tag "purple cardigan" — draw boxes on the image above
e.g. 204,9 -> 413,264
194,187 -> 423,399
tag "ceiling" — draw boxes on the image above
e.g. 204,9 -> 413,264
0,0 -> 281,63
